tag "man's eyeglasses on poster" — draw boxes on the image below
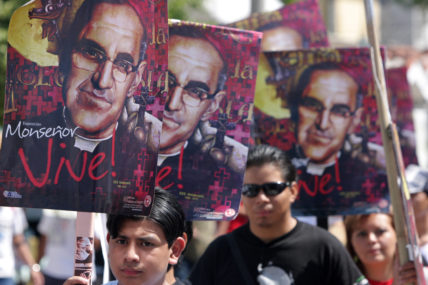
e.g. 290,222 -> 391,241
72,41 -> 139,83
167,71 -> 217,107
298,97 -> 356,120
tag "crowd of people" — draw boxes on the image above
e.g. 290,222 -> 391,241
1,144 -> 427,285
1,0 -> 428,285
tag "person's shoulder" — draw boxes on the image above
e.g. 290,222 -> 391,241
206,225 -> 250,251
295,221 -> 341,244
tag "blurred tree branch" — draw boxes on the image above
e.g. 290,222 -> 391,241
168,0 -> 203,20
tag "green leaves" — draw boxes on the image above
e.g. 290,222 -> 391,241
168,0 -> 203,20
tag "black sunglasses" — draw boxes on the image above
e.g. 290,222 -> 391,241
242,182 -> 291,198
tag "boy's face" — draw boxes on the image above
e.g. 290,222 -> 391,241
107,219 -> 182,285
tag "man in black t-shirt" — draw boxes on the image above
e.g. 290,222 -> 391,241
189,144 -> 368,285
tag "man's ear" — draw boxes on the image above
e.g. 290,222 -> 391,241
289,181 -> 299,203
168,237 -> 186,266
106,233 -> 110,243
127,60 -> 147,98
348,107 -> 363,134
201,91 -> 226,121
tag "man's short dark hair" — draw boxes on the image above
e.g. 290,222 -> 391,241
107,187 -> 186,247
246,144 -> 296,183
288,62 -> 363,122
169,24 -> 228,92
59,0 -> 147,75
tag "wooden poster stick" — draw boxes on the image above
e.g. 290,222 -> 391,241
74,212 -> 95,285
363,1 -> 425,284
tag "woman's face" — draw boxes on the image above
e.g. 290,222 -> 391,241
351,214 -> 397,267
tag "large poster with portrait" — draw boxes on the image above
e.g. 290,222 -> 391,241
156,21 -> 262,220
386,67 -> 418,167
228,0 -> 329,126
0,0 -> 167,215
254,48 -> 390,216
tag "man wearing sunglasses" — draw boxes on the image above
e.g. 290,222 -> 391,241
156,25 -> 247,219
189,144 -> 367,285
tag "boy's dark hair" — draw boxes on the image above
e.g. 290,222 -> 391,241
246,144 -> 296,183
107,187 -> 185,247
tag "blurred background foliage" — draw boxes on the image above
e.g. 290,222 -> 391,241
0,0 -> 27,124
168,0 -> 204,20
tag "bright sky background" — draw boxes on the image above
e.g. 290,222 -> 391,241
203,0 -> 284,24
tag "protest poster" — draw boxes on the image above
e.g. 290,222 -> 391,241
229,0 -> 329,122
386,66 -> 418,167
228,0 -> 328,51
255,48 -> 390,216
0,0 -> 167,215
156,20 -> 262,220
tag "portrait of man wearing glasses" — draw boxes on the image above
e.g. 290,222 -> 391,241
58,0 -> 156,149
0,0 -> 160,212
156,25 -> 247,219
286,62 -> 367,172
284,61 -> 381,210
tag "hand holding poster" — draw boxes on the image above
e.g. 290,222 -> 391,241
156,21 -> 262,220
0,0 -> 167,215
256,48 -> 390,216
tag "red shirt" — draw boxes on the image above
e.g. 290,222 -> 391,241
368,278 -> 393,285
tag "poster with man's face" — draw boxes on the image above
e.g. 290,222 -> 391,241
0,0 -> 167,215
156,21 -> 262,220
386,67 -> 418,167
228,0 -> 329,122
255,48 -> 390,216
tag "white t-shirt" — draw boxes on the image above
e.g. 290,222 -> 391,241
0,207 -> 27,278
38,210 -> 77,279
38,210 -> 99,280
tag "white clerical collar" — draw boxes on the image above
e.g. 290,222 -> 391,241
63,107 -> 117,152
74,133 -> 113,152
157,141 -> 188,166
306,152 -> 341,176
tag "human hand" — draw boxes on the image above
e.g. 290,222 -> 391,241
30,269 -> 45,285
393,260 -> 418,285
125,110 -> 161,153
63,276 -> 89,285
